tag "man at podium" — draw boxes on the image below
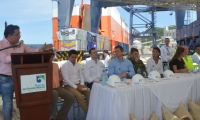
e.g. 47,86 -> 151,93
0,24 -> 53,120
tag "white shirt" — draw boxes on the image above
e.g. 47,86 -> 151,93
104,55 -> 110,67
61,60 -> 85,89
84,59 -> 105,83
146,57 -> 163,74
192,52 -> 200,64
160,45 -> 174,62
86,57 -> 91,63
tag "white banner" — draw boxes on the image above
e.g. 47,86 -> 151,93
20,73 -> 47,94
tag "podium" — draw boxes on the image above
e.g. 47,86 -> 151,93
11,52 -> 54,120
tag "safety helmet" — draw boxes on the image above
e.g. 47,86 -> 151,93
163,70 -> 174,79
148,71 -> 161,81
132,74 -> 144,84
107,75 -> 121,87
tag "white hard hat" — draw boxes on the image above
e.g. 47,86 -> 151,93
132,74 -> 144,84
163,70 -> 174,79
148,71 -> 161,81
107,75 -> 121,87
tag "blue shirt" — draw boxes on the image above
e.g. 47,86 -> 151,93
108,58 -> 135,78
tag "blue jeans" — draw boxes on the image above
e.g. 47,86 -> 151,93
0,75 -> 14,120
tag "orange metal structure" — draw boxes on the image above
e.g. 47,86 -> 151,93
52,4 -> 130,52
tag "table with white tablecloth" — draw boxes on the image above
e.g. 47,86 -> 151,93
86,73 -> 200,120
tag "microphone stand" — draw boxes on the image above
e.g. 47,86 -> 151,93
0,42 -> 21,51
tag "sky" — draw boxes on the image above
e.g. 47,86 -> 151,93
0,0 -> 197,44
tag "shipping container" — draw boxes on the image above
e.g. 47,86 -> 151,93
121,19 -> 129,44
182,26 -> 188,38
180,28 -> 184,40
87,32 -> 97,50
115,41 -> 119,46
185,24 -> 192,38
196,37 -> 200,44
176,30 -> 180,41
127,44 -> 130,53
110,40 -> 118,52
96,33 -> 103,50
59,28 -> 88,50
96,34 -> 110,50
51,9 -> 61,50
109,40 -> 112,52
194,20 -> 199,37
101,7 -> 128,43
188,23 -> 193,37
57,28 -> 110,51
192,21 -> 195,37
104,37 -> 110,50
126,44 -> 130,53
174,18 -> 200,50
118,42 -> 124,48
123,42 -> 127,52
197,19 -> 200,36
70,5 -> 81,28
117,42 -> 129,53
53,5 -> 130,52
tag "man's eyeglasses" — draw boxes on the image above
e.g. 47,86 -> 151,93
13,33 -> 20,36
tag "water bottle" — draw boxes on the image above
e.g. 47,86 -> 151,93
163,63 -> 169,71
151,65 -> 155,71
102,69 -> 108,86
136,67 -> 142,75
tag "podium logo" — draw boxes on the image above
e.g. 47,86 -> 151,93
36,75 -> 45,83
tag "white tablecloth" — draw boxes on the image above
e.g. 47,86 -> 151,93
86,73 -> 200,120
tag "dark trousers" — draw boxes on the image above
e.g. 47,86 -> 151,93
86,82 -> 94,90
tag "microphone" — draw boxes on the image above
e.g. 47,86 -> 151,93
17,40 -> 23,47
12,41 -> 22,48
0,41 -> 22,51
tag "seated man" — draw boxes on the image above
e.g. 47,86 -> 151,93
84,48 -> 105,89
61,50 -> 90,113
128,48 -> 148,77
192,44 -> 200,64
50,60 -> 75,120
108,45 -> 135,78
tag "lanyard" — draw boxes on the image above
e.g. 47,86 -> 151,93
165,46 -> 170,53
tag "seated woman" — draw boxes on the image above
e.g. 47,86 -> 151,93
146,47 -> 163,74
169,46 -> 188,73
